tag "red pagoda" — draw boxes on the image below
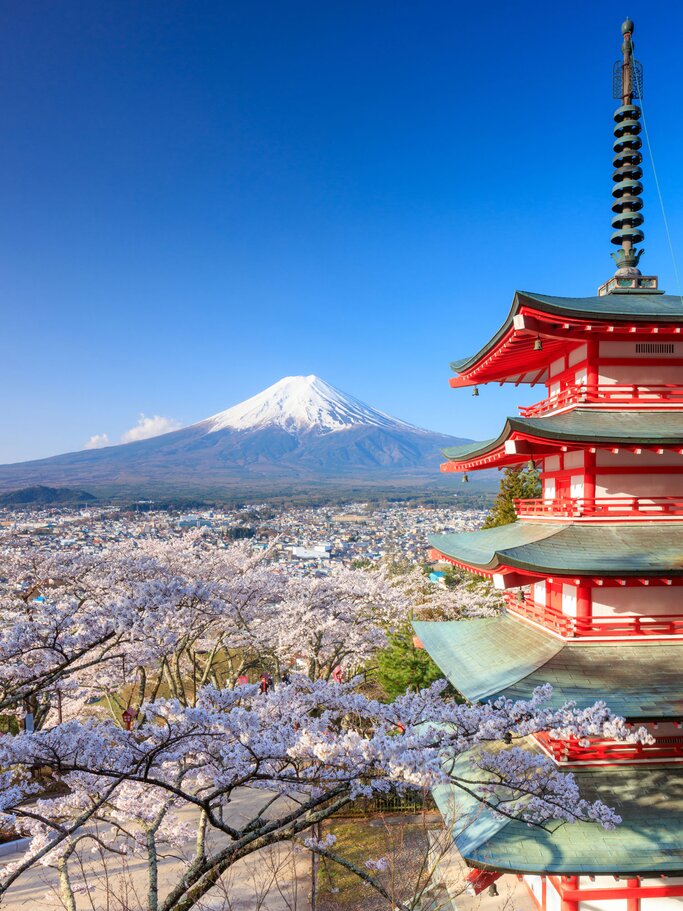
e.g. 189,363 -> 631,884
415,19 -> 683,911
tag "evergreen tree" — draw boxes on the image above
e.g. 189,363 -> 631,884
482,463 -> 541,529
376,622 -> 447,700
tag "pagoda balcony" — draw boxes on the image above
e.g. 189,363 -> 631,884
515,496 -> 683,521
503,591 -> 683,639
534,731 -> 683,766
519,384 -> 683,417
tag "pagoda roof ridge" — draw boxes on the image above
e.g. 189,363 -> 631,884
442,410 -> 683,467
412,614 -> 683,718
450,289 -> 683,378
433,743 -> 683,874
429,521 -> 683,576
517,289 -> 683,316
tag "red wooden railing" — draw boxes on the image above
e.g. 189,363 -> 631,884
519,383 -> 683,417
515,496 -> 683,519
534,731 -> 683,764
503,592 -> 683,638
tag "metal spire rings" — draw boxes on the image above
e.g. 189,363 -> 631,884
611,18 -> 644,275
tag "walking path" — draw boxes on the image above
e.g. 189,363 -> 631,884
2,789 -> 538,911
1,787 -> 311,910
430,831 -> 537,911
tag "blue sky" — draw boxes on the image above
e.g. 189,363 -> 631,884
1,1 -> 682,462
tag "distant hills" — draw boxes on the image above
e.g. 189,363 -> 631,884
0,376 -> 472,497
0,485 -> 97,507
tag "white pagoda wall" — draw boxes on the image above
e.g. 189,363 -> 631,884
541,449 -> 683,501
641,900 -> 683,911
596,452 -> 683,467
526,874 -> 544,907
529,580 -> 682,620
546,878 -> 561,911
569,344 -> 588,367
580,898 -> 627,911
592,586 -> 683,617
546,341 -> 683,388
595,475 -> 683,498
595,450 -> 683,498
598,365 -> 683,386
595,341 -> 683,387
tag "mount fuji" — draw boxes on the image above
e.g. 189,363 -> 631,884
202,375 -> 424,435
0,376 -> 470,496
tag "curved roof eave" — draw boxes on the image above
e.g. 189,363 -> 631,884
414,615 -> 683,717
441,435 -> 505,463
451,289 -> 683,376
441,410 -> 683,467
449,292 -> 522,375
428,522 -> 564,573
429,521 -> 683,577
432,748 -> 683,875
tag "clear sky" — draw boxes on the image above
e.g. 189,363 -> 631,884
1,1 -> 682,462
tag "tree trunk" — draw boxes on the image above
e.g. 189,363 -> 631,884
57,856 -> 77,911
195,809 -> 208,862
147,829 -> 159,911
134,665 -> 147,709
310,821 -> 320,911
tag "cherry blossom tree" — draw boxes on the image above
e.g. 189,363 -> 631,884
390,563 -> 505,621
0,534 -> 412,727
0,536 -> 645,910
0,677 -> 639,911
0,534 -> 502,729
0,546 -> 134,727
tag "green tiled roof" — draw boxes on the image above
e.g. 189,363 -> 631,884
443,438 -> 499,461
452,290 -> 683,375
434,747 -> 683,874
430,521 -> 563,569
430,522 -> 683,575
413,616 -> 562,702
524,291 -> 683,318
413,615 -> 683,718
441,410 -> 683,463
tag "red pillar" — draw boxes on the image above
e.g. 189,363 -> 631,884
583,448 -> 596,512
561,876 -> 579,911
627,877 -> 640,911
586,340 -> 599,399
576,584 -> 592,635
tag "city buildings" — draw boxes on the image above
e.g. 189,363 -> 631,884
0,500 -> 485,574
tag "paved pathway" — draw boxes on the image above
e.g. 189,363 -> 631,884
430,829 -> 537,911
2,792 -> 538,911
1,788 -> 311,910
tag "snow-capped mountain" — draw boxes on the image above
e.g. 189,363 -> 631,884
202,375 -> 427,435
0,376 -> 470,495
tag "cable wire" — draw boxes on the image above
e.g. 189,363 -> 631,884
632,54 -> 683,303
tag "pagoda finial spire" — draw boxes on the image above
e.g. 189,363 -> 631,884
599,19 -> 660,295
611,18 -> 644,274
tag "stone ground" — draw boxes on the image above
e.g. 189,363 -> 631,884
429,829 -> 537,911
0,788 -> 311,911
438,873 -> 537,911
0,792 -> 538,911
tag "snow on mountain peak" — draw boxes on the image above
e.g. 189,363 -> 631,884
203,375 -> 427,435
